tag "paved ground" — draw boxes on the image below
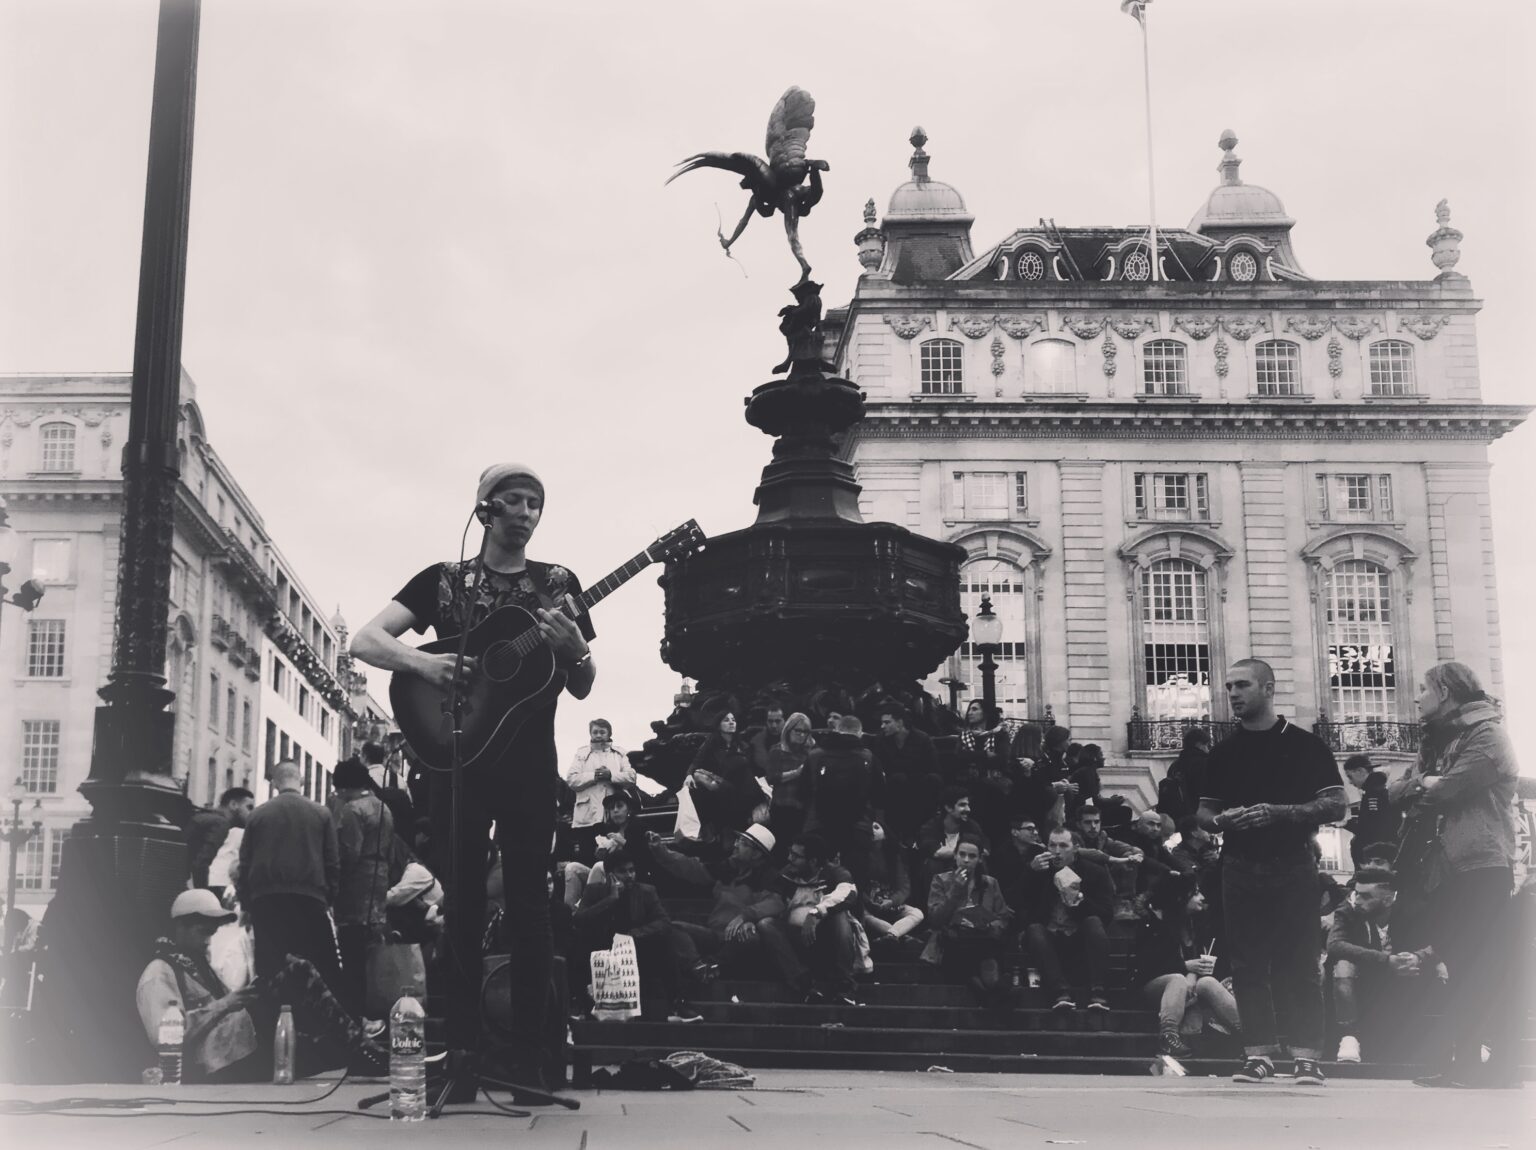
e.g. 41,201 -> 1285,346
0,1070 -> 1529,1149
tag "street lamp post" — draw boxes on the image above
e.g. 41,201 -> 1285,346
972,594 -> 1004,719
3,777 -> 45,952
0,497 -> 49,650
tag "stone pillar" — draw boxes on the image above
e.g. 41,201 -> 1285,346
1059,461 -> 1110,739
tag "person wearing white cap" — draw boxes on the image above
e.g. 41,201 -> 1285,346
350,462 -> 596,1090
135,890 -> 386,1082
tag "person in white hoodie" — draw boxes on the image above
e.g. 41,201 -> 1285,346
565,719 -> 635,830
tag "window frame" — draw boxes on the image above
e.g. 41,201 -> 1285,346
24,618 -> 67,678
1367,340 -> 1417,397
38,421 -> 78,473
1131,470 -> 1213,523
1023,338 -> 1079,395
30,538 -> 74,586
1253,339 -> 1303,396
918,338 -> 966,396
21,719 -> 61,794
1314,472 -> 1396,524
1141,340 -> 1190,396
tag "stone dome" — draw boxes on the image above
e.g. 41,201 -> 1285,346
1188,130 -> 1294,231
886,127 -> 974,222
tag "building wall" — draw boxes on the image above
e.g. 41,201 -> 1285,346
0,374 -> 355,913
838,285 -> 1518,799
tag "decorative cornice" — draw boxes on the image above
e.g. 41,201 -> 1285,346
948,314 -> 996,339
996,314 -> 1047,339
1219,314 -> 1270,341
883,314 -> 933,340
848,401 -> 1530,443
1284,314 -> 1333,341
1333,315 -> 1382,341
1172,315 -> 1219,340
1108,315 -> 1159,340
1060,313 -> 1107,340
1398,313 -> 1452,340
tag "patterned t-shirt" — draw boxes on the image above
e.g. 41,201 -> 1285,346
393,560 -> 596,759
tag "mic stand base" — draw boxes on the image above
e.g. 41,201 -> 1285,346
427,1047 -> 579,1117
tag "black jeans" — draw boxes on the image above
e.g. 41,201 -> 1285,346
1024,917 -> 1110,996
248,894 -> 342,993
1427,865 -> 1514,1077
1222,853 -> 1325,1058
429,761 -> 554,1061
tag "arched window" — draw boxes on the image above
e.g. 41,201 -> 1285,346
1123,249 -> 1152,282
1253,339 -> 1301,396
1017,250 -> 1046,281
957,557 -> 1030,714
1142,340 -> 1188,395
1025,339 -> 1077,394
1140,559 -> 1212,721
919,339 -> 964,395
1325,560 -> 1397,723
39,422 -> 76,471
1368,341 -> 1416,396
1229,251 -> 1259,282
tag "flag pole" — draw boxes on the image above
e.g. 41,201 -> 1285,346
1139,5 -> 1159,281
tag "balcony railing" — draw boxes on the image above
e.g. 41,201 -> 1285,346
1314,718 -> 1422,755
210,612 -> 232,651
1128,714 -> 1239,752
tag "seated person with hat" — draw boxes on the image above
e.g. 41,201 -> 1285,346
136,889 -> 387,1082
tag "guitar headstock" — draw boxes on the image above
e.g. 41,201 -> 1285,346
647,520 -> 706,565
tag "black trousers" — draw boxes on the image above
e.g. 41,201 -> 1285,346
429,759 -> 554,1061
1222,854 -> 1325,1058
1427,865 -> 1514,1076
248,894 -> 341,993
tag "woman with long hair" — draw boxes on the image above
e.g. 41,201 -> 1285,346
766,712 -> 817,863
1390,661 -> 1520,1088
688,710 -> 766,841
1134,871 -> 1239,1061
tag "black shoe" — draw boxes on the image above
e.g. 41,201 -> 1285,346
1051,993 -> 1077,1011
804,988 -> 831,1005
1233,1056 -> 1274,1083
348,1039 -> 390,1078
1158,1030 -> 1192,1059
1085,994 -> 1111,1012
668,1001 -> 704,1023
1292,1058 -> 1326,1086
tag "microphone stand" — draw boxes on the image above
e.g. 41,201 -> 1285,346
422,511 -> 578,1118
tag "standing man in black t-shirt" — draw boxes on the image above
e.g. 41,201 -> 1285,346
351,463 -> 596,1092
1199,658 -> 1346,1087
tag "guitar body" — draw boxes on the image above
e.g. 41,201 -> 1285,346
390,605 -> 568,773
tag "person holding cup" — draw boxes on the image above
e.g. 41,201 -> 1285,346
1135,872 -> 1240,1061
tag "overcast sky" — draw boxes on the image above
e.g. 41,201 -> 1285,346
4,0 -> 1534,772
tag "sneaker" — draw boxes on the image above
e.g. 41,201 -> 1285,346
1232,1055 -> 1274,1083
1335,1035 -> 1361,1064
363,1018 -> 386,1039
1292,1058 -> 1327,1086
1051,994 -> 1077,1011
667,1002 -> 704,1023
1086,994 -> 1111,1012
348,1039 -> 390,1077
1158,1030 -> 1192,1059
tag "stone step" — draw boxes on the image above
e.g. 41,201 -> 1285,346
571,1019 -> 1170,1057
679,999 -> 1158,1032
699,979 -> 1147,1008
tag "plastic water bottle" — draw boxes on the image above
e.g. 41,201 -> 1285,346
158,1000 -> 185,1086
272,1005 -> 296,1084
389,988 -> 426,1122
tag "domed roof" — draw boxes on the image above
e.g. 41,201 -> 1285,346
1188,130 -> 1294,231
886,127 -> 973,222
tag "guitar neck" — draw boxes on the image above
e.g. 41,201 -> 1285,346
507,548 -> 655,657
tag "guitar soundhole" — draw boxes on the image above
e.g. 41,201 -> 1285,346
481,641 -> 523,683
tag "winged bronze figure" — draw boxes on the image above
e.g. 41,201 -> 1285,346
667,86 -> 830,284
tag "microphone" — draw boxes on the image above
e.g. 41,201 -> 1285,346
475,498 -> 506,518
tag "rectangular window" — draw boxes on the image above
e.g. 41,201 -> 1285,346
226,686 -> 237,741
952,471 -> 1010,520
1142,341 -> 1189,395
265,719 -> 278,769
40,423 -> 77,471
303,752 -> 313,798
21,720 -> 61,793
1254,341 -> 1301,395
25,620 -> 66,677
920,341 -> 965,395
1014,472 -> 1029,516
271,657 -> 284,693
280,732 -> 291,763
31,539 -> 73,585
1368,342 -> 1416,396
1317,473 -> 1394,521
216,494 -> 227,524
1133,472 -> 1211,521
320,708 -> 331,739
298,685 -> 310,722
242,701 -> 253,752
18,836 -> 45,891
209,672 -> 221,729
49,828 -> 70,887
168,555 -> 187,605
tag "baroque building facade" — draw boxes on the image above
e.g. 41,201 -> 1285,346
829,130 -> 1527,804
0,372 -> 354,911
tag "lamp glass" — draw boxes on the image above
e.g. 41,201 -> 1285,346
971,601 -> 1004,649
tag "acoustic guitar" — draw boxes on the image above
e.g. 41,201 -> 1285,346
391,520 -> 705,772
